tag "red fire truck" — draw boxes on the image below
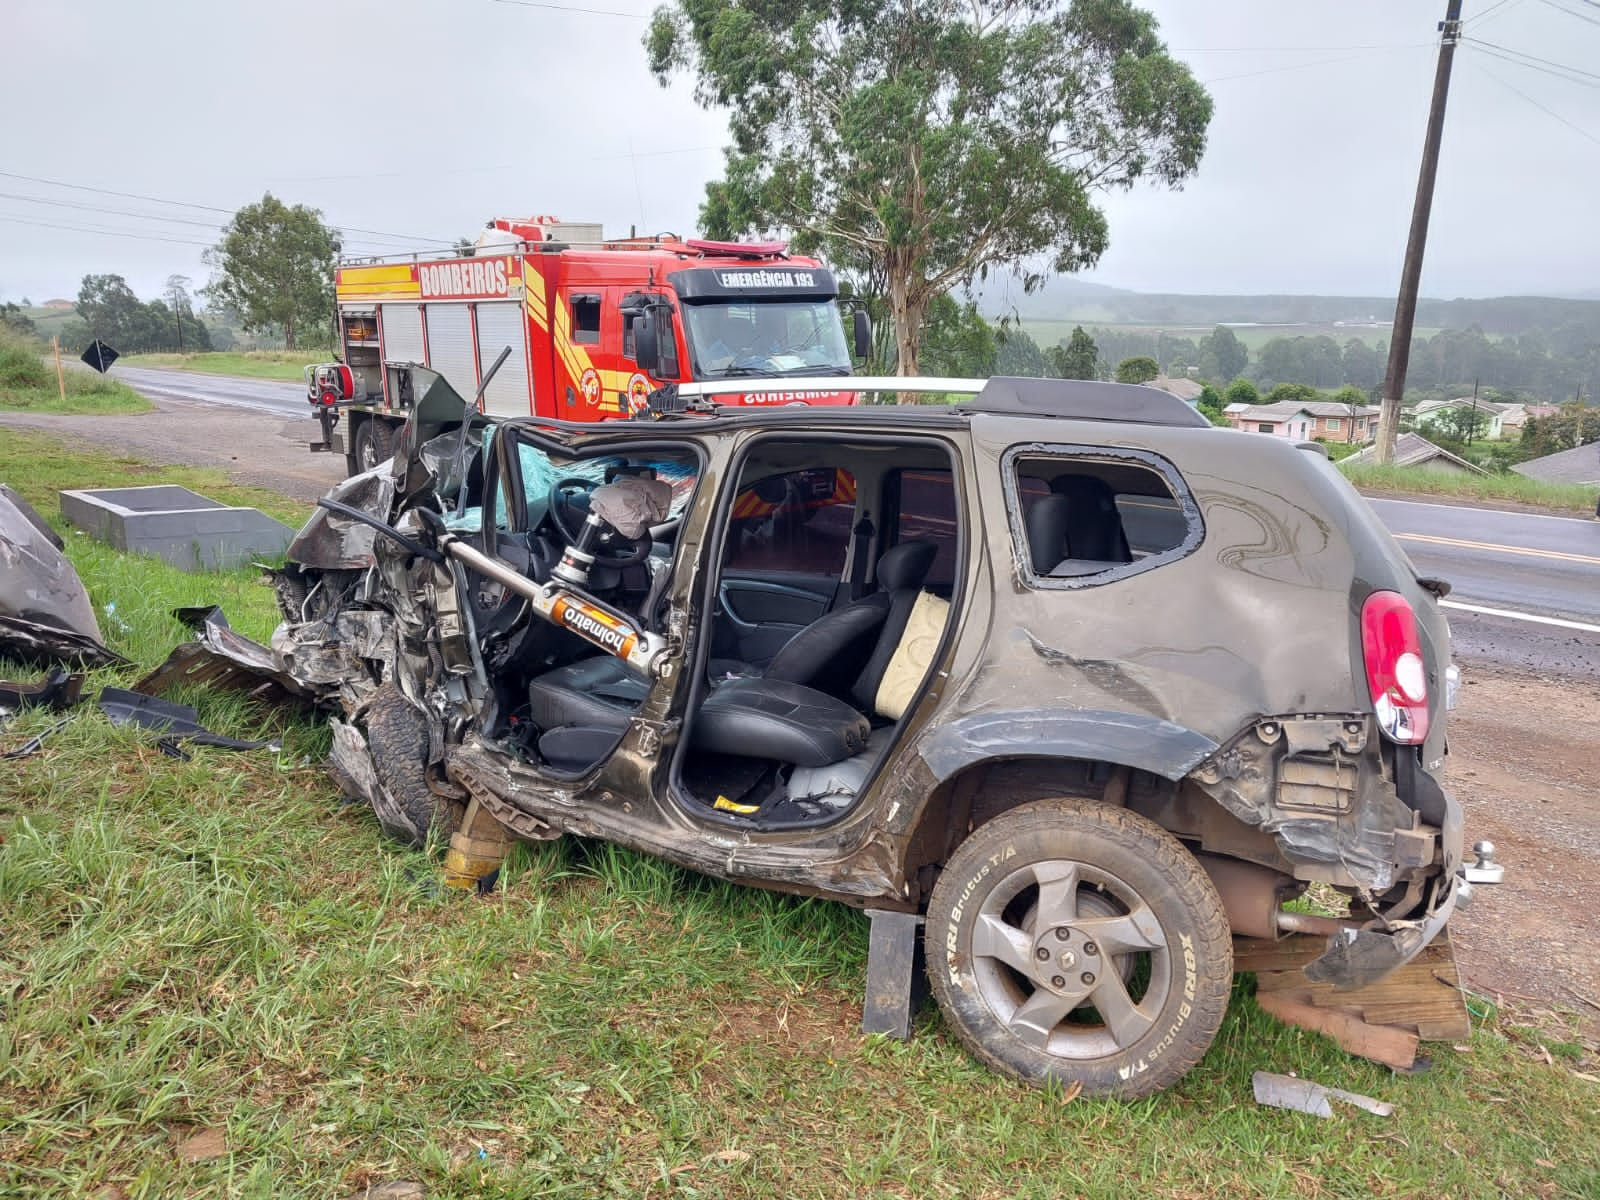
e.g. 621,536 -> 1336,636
307,216 -> 868,474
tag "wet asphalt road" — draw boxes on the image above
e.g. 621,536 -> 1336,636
111,367 -> 1599,676
112,365 -> 308,418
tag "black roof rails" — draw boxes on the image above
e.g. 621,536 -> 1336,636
955,377 -> 1211,428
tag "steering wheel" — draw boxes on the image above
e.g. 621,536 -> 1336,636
545,476 -> 653,568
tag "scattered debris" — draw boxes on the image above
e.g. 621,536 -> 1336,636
1252,1071 -> 1395,1119
0,668 -> 84,715
1,716 -> 76,760
175,1126 -> 227,1163
98,687 -> 280,752
1464,840 -> 1506,884
349,1183 -> 424,1200
1237,932 -> 1470,1071
135,605 -> 322,708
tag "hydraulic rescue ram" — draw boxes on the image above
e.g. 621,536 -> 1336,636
438,536 -> 672,678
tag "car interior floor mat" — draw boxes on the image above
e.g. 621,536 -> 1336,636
0,669 -> 85,714
98,687 -> 281,751
1,715 -> 77,760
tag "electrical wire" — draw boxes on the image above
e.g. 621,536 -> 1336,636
1465,37 -> 1600,87
0,169 -> 457,246
1538,0 -> 1600,25
1202,45 -> 1428,85
0,190 -> 227,230
1475,61 -> 1600,147
0,213 -> 216,247
491,0 -> 650,18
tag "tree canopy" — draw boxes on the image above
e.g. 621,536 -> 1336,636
1115,355 -> 1159,384
646,0 -> 1211,379
69,273 -> 211,354
1051,325 -> 1099,379
205,194 -> 337,350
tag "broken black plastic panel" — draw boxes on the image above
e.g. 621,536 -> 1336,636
98,687 -> 279,752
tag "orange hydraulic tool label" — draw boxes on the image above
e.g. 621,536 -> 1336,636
550,594 -> 639,659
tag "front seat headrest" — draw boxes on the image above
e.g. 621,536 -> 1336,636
1024,493 -> 1072,574
876,539 -> 937,591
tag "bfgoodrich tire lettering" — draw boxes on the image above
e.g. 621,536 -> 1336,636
926,799 -> 1232,1098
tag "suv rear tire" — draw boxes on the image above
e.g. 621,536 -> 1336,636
926,799 -> 1232,1099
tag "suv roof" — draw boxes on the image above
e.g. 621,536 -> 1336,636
509,375 -> 1212,439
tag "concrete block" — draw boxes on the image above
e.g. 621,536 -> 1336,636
60,485 -> 294,572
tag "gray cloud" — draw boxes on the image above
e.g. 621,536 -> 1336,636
2,0 -> 1595,304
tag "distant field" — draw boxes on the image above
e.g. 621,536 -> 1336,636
121,350 -> 322,381
1020,319 -> 1442,353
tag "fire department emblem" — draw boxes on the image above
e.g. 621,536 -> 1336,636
626,373 -> 652,412
579,368 -> 602,407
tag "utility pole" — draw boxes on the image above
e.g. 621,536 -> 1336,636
1375,0 -> 1464,463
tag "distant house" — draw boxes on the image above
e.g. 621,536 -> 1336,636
41,298 -> 73,310
1148,376 -> 1205,404
1512,442 -> 1600,487
1343,432 -> 1488,476
1497,403 -> 1561,437
1223,400 -> 1381,443
1411,397 -> 1510,440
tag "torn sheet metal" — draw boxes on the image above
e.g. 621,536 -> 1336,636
134,606 -> 326,708
0,486 -> 125,668
99,687 -> 280,751
1252,1071 -> 1394,1118
284,468 -> 396,569
0,669 -> 84,715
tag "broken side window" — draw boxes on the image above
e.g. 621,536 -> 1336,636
1007,448 -> 1201,585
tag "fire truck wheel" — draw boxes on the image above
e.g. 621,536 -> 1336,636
353,417 -> 396,474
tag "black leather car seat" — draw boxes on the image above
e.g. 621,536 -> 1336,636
1052,474 -> 1132,563
758,538 -> 936,690
525,539 -> 938,772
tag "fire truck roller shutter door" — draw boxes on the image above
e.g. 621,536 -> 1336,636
474,301 -> 531,418
425,303 -> 478,402
382,303 -> 426,366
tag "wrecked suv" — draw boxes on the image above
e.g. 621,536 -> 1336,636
198,371 -> 1465,1098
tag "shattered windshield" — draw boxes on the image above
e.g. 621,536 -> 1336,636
682,301 -> 852,378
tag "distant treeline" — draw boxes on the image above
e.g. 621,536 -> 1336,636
1022,290 -> 1600,338
1088,321 -> 1600,403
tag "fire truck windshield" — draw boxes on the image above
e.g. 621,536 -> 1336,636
682,301 -> 852,379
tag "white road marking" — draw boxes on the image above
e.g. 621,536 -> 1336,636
1367,496 -> 1599,526
1440,599 -> 1600,634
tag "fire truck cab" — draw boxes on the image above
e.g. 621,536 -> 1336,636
310,217 -> 868,475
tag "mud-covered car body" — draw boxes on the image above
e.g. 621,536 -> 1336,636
240,371 -> 1464,1096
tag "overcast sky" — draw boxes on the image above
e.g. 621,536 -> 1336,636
3,0 -> 1596,306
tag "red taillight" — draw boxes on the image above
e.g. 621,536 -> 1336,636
1361,590 -> 1430,744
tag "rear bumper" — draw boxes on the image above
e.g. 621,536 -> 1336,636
1303,785 -> 1465,992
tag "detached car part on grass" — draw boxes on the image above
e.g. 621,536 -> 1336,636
160,368 -> 1467,1099
0,484 -> 125,668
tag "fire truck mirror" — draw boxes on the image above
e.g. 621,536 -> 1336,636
632,310 -> 661,376
853,309 -> 873,360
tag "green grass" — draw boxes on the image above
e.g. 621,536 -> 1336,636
3,436 -> 1598,1198
0,330 -> 151,416
1341,462 -> 1599,514
121,350 -> 324,381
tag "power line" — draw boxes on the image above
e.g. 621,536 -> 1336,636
490,0 -> 650,18
1476,61 -> 1600,146
1465,37 -> 1600,86
0,213 -> 216,247
0,168 -> 457,246
1538,0 -> 1600,25
1464,37 -> 1600,82
0,190 -> 227,230
1202,46 -> 1427,84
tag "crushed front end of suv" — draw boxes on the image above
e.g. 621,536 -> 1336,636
166,369 -> 1465,1098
